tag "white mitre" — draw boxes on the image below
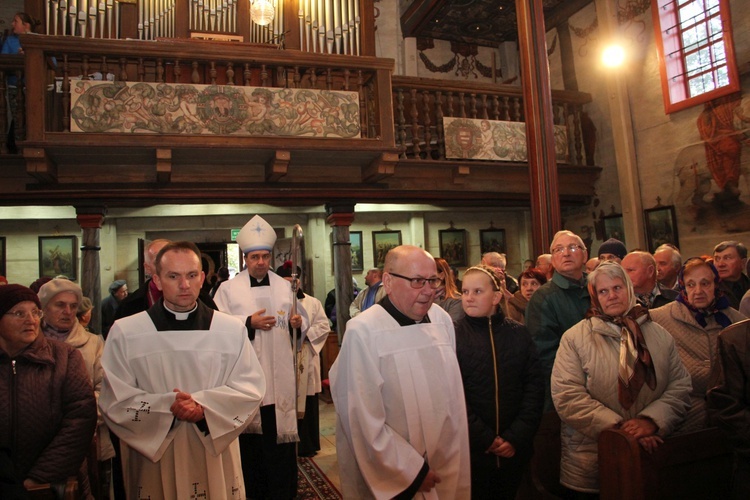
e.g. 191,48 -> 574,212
237,215 -> 277,254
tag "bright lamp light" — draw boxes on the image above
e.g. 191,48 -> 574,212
602,44 -> 625,68
251,0 -> 275,26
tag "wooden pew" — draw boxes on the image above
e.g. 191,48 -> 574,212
26,477 -> 78,500
598,427 -> 734,500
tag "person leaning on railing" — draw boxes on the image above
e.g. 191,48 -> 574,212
650,256 -> 747,433
551,262 -> 691,496
2,12 -> 38,153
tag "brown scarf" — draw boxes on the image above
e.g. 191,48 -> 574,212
589,304 -> 657,410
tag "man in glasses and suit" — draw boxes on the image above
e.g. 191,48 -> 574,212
330,245 -> 470,499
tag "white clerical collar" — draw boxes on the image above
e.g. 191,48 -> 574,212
163,302 -> 198,320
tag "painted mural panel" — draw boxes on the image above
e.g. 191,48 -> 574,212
443,117 -> 568,162
70,81 -> 361,138
672,90 -> 750,235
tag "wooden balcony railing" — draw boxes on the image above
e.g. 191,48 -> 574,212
13,35 -> 395,152
391,76 -> 594,166
3,36 -> 598,198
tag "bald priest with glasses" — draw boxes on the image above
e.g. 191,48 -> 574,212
330,245 -> 471,499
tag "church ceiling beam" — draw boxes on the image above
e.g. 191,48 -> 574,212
265,150 -> 291,182
24,147 -> 58,183
361,152 -> 398,182
156,149 -> 172,184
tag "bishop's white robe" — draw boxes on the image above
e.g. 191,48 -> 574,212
99,303 -> 266,500
214,270 -> 308,441
330,303 -> 471,499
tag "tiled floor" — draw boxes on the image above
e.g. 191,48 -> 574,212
312,397 -> 340,491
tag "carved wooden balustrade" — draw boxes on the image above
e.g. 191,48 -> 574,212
21,35 -> 393,137
391,76 -> 594,165
9,34 -> 397,185
1,35 -> 601,206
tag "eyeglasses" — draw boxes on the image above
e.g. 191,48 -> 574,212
388,272 -> 444,289
552,244 -> 584,255
4,309 -> 44,320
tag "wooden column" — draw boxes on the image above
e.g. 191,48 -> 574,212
76,206 -> 107,333
596,0 -> 645,249
326,201 -> 355,345
516,0 -> 561,256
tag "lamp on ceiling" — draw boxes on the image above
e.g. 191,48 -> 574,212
251,0 -> 275,26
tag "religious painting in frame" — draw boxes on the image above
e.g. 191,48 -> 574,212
350,231 -> 364,272
602,214 -> 626,246
38,236 -> 78,281
439,229 -> 468,267
644,205 -> 679,253
372,230 -> 402,268
480,228 -> 506,254
0,237 -> 5,277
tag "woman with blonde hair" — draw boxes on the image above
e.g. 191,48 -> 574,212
455,265 -> 544,498
435,257 -> 464,321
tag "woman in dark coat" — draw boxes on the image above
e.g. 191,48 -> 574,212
455,265 -> 545,499
0,284 -> 96,496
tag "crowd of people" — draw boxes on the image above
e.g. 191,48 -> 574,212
2,223 -> 750,499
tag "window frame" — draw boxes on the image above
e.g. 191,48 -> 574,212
651,0 -> 740,114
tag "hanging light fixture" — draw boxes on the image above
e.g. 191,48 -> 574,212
251,0 -> 275,26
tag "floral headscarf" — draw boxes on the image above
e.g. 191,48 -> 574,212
676,257 -> 732,329
585,262 -> 656,410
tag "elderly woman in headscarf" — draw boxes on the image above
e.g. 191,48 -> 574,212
651,256 -> 746,432
551,262 -> 691,496
506,268 -> 547,324
100,279 -> 127,337
77,296 -> 95,333
0,284 -> 96,496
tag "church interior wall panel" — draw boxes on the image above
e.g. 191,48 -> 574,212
557,0 -> 750,259
423,210 -> 531,276
551,2 -> 624,257
375,0 -> 406,74
626,0 -> 750,258
0,218 -> 81,287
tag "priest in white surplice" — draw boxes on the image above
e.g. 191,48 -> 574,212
99,241 -> 266,500
214,215 -> 308,499
330,245 -> 471,499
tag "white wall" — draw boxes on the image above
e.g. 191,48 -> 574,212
551,0 -> 750,258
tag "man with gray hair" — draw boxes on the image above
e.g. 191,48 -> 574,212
621,251 -> 678,308
481,251 -> 519,294
714,241 -> 750,309
536,253 -> 554,280
526,230 -> 591,410
654,244 -> 682,290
